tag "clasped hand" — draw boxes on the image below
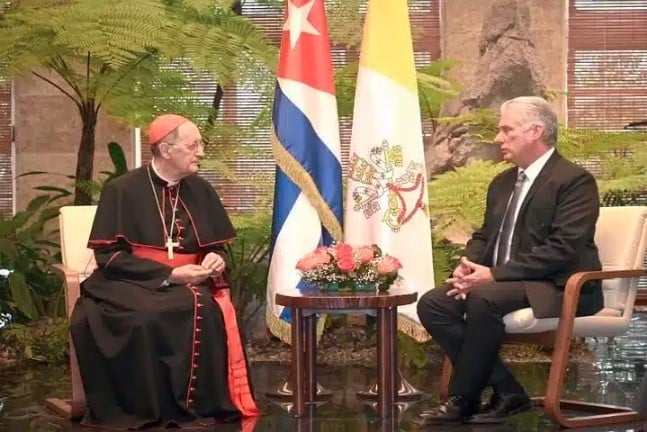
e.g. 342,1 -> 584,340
445,257 -> 494,300
167,252 -> 226,285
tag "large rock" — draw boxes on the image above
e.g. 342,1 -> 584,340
427,0 -> 547,176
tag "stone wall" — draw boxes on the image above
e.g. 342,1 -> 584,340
441,0 -> 567,120
14,73 -> 134,210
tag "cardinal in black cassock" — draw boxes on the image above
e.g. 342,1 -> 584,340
70,115 -> 260,430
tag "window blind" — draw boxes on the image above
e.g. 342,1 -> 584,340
568,0 -> 647,129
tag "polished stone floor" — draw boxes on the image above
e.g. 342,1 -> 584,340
1,313 -> 646,432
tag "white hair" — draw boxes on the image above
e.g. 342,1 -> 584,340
501,96 -> 558,146
150,128 -> 180,156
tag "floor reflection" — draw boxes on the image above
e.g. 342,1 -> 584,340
1,312 -> 646,432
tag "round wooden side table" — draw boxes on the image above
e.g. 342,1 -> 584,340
275,286 -> 419,418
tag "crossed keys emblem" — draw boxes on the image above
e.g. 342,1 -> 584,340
349,140 -> 427,232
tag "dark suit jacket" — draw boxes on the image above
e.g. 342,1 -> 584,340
464,151 -> 604,318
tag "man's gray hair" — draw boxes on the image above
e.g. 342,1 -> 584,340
501,96 -> 558,146
150,128 -> 180,156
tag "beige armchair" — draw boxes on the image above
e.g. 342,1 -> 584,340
440,206 -> 647,428
45,205 -> 97,420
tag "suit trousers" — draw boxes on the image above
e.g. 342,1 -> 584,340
417,282 -> 530,401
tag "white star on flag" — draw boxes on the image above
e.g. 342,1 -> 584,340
282,0 -> 320,49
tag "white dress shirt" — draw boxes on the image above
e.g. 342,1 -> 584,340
493,147 -> 555,264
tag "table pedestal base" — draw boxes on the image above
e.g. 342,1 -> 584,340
265,378 -> 333,400
356,370 -> 424,401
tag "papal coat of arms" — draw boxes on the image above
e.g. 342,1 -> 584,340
349,140 -> 428,232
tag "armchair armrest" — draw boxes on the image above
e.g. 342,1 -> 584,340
53,264 -> 82,319
561,270 -> 646,323
553,269 -> 647,359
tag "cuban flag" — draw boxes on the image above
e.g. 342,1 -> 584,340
266,0 -> 343,343
343,0 -> 435,342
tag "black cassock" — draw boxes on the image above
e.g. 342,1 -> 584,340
70,165 -> 259,429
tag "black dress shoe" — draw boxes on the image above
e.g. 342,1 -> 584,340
419,395 -> 480,422
464,392 -> 532,424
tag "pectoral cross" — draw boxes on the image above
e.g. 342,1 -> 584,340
166,237 -> 180,259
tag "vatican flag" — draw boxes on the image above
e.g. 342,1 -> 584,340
344,0 -> 434,342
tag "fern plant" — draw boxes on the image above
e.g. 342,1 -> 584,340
428,160 -> 509,241
427,125 -> 647,244
0,0 -> 275,205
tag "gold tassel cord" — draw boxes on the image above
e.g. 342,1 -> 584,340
271,127 -> 343,242
397,314 -> 432,343
265,308 -> 327,345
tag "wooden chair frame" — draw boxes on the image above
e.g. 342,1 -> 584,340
44,269 -> 86,420
440,269 -> 647,428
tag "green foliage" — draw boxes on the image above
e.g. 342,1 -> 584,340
75,141 -> 129,201
0,195 -> 63,322
333,62 -> 360,118
222,212 -> 272,328
0,0 -> 275,96
428,160 -> 510,239
0,318 -> 68,363
437,107 -> 500,143
397,333 -> 432,369
326,0 -> 364,49
557,127 -> 647,159
556,127 -> 647,195
417,61 -> 461,119
596,147 -> 647,194
432,235 -> 463,288
600,189 -> 646,207
0,0 -> 276,204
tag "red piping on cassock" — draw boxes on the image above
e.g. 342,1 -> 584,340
131,246 -> 259,418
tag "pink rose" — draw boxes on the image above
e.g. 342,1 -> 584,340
377,256 -> 402,274
357,246 -> 375,264
296,255 -> 319,272
335,243 -> 353,259
337,257 -> 356,273
315,246 -> 329,254
312,251 -> 331,265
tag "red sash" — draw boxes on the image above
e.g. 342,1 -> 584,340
132,246 -> 200,266
131,246 -> 260,419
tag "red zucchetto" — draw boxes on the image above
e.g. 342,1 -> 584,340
147,114 -> 190,146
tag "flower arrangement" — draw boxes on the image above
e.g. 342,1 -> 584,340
295,243 -> 402,292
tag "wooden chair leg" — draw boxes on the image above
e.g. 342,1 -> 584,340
69,337 -> 86,419
46,268 -> 87,420
45,333 -> 86,420
439,356 -> 452,400
438,338 -> 644,428
535,322 -> 643,428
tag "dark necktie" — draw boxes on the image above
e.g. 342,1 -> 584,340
496,171 -> 527,265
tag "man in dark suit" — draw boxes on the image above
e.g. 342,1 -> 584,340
417,96 -> 604,424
